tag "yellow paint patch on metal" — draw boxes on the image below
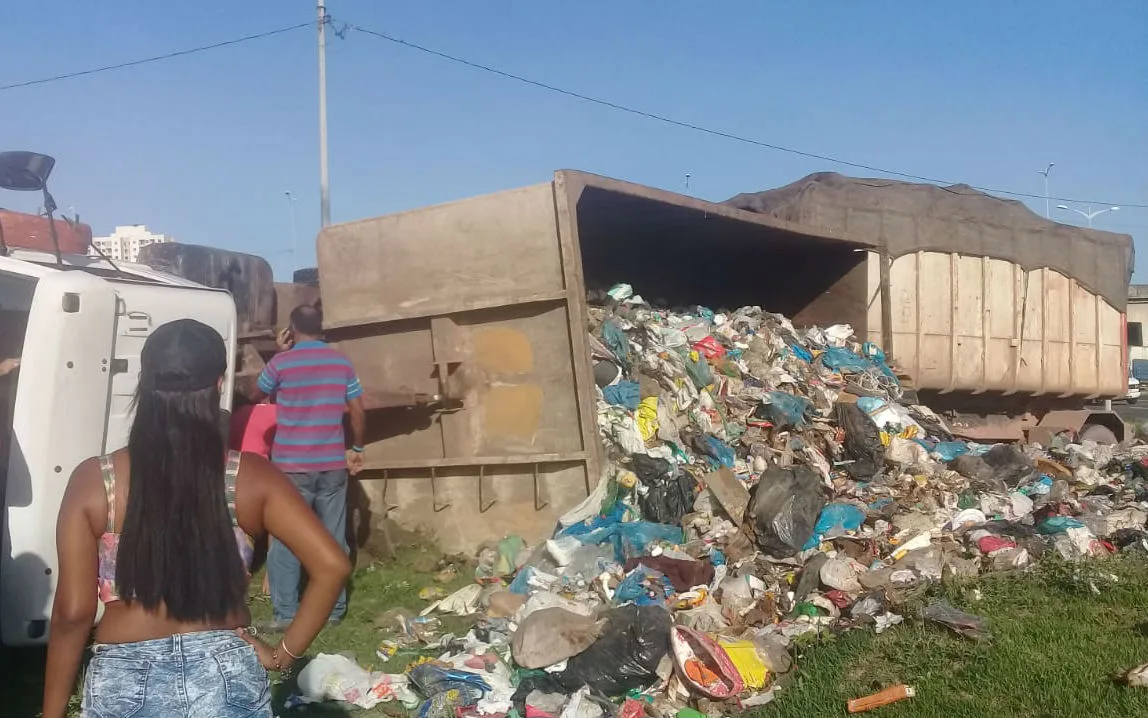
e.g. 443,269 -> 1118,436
472,327 -> 533,375
482,384 -> 544,439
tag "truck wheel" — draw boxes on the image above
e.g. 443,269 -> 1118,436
1129,398 -> 1139,405
1079,423 -> 1118,445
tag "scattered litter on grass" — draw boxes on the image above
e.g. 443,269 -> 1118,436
309,286 -> 1148,715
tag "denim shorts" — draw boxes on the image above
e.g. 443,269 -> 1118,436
82,630 -> 272,717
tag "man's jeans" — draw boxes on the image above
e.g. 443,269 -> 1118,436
268,469 -> 349,623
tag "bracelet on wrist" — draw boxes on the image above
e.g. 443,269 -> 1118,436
280,638 -> 302,661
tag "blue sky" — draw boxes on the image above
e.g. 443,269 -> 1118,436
1,1 -> 1145,280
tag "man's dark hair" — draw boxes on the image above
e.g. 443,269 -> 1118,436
117,319 -> 246,622
290,304 -> 323,337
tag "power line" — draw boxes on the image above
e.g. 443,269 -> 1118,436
352,25 -> 1148,210
0,22 -> 313,92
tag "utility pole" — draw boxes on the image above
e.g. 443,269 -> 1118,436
318,0 -> 331,228
285,191 -> 298,270
1038,163 -> 1054,219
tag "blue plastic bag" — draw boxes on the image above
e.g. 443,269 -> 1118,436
508,566 -> 540,595
932,441 -> 970,462
601,320 -> 631,372
700,435 -> 735,468
789,344 -> 813,363
760,391 -> 812,429
1037,517 -> 1085,535
556,501 -> 628,539
614,565 -> 670,606
409,664 -> 490,718
802,502 -> 867,549
574,521 -> 684,562
602,381 -> 641,410
820,346 -> 871,373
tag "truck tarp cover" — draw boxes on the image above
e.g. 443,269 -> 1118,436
136,243 -> 275,337
725,172 -> 1133,310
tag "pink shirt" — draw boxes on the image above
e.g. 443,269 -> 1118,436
229,404 -> 278,458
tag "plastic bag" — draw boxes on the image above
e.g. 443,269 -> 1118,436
835,403 -> 884,481
819,346 -> 871,373
684,351 -> 714,389
692,336 -> 727,360
575,521 -> 684,562
717,639 -> 769,690
758,391 -> 811,429
681,428 -> 734,468
297,653 -> 419,709
614,565 -> 671,606
747,465 -> 827,558
600,320 -> 631,372
512,608 -> 602,669
981,444 -> 1038,487
409,664 -> 491,718
560,544 -> 619,579
635,397 -> 660,442
803,503 -> 866,550
559,469 -> 614,528
602,381 -> 640,410
422,583 -> 483,616
671,626 -> 744,699
559,686 -> 610,718
607,283 -> 634,302
556,605 -> 672,698
857,397 -> 923,436
932,441 -> 970,462
631,454 -> 697,525
508,566 -> 558,595
922,600 -> 991,641
1037,516 -> 1086,535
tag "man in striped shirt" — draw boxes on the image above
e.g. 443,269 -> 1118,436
255,304 -> 366,627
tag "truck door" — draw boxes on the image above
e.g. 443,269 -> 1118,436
1,272 -> 116,646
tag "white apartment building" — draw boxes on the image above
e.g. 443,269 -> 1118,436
90,224 -> 174,262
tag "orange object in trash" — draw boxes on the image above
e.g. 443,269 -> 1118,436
847,684 -> 915,713
684,657 -> 722,690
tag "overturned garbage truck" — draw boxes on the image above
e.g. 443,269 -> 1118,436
312,170 -> 1133,551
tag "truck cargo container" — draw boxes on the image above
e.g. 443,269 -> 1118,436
315,170 -> 1133,551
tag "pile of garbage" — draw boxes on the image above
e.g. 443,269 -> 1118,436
295,284 -> 1148,716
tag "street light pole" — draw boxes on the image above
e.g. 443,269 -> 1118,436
1056,204 -> 1120,229
1038,163 -> 1055,218
317,0 -> 330,228
285,191 -> 298,270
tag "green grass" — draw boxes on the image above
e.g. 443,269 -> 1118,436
252,540 -> 477,716
754,556 -> 1148,718
1,537 -> 473,717
10,549 -> 1148,717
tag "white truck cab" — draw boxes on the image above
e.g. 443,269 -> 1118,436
0,249 -> 236,646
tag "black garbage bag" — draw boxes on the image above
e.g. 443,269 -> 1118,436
631,454 -> 697,525
555,605 -> 671,698
835,403 -> 884,481
746,465 -> 827,558
953,444 -> 1036,490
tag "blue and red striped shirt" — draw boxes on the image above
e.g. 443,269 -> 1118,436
257,340 -> 363,473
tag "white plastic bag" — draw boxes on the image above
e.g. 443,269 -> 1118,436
297,653 -> 418,709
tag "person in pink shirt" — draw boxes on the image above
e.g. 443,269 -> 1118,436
230,401 -> 278,459
230,399 -> 278,596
